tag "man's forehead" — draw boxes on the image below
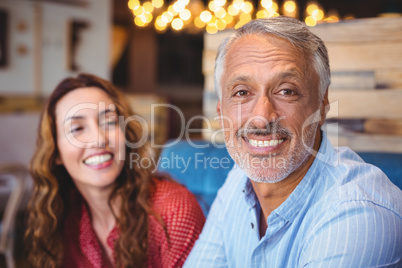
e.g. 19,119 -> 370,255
227,33 -> 294,52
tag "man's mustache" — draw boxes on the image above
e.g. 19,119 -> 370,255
236,121 -> 293,138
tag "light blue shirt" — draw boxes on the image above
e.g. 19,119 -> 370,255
184,133 -> 402,267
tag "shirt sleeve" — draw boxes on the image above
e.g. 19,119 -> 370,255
157,184 -> 206,268
299,200 -> 402,268
184,190 -> 229,268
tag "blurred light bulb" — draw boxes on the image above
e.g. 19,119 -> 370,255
305,15 -> 317,26
215,7 -> 226,18
206,23 -> 218,33
216,18 -> 227,30
168,5 -> 179,15
135,16 -> 146,27
155,22 -> 167,31
312,9 -> 324,20
223,13 -> 233,24
228,5 -> 240,16
143,2 -> 154,13
233,0 -> 244,10
133,6 -> 145,16
284,0 -> 296,13
156,16 -> 167,27
194,16 -> 206,28
215,0 -> 226,7
173,2 -> 185,13
209,1 -> 220,12
172,18 -> 184,30
128,0 -> 141,10
200,10 -> 213,22
261,0 -> 273,9
325,9 -> 340,23
144,11 -> 153,22
152,0 -> 164,8
161,11 -> 173,22
178,0 -> 190,5
241,2 -> 253,13
306,3 -> 318,15
180,9 -> 192,20
256,9 -> 269,18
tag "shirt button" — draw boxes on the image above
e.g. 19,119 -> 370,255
251,222 -> 254,229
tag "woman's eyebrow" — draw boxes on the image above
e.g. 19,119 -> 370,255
99,108 -> 116,117
64,115 -> 84,123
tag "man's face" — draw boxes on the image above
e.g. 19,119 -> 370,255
217,34 -> 327,183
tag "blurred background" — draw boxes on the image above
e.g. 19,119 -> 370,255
0,0 -> 401,266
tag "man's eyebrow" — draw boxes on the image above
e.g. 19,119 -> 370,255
279,69 -> 302,80
225,76 -> 252,89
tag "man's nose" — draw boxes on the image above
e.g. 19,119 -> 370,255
251,95 -> 279,128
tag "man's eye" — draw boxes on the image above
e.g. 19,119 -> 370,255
280,89 -> 295,96
235,90 -> 248,97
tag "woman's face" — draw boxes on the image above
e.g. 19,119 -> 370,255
55,87 -> 126,192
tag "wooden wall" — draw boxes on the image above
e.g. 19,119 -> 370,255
202,17 -> 402,153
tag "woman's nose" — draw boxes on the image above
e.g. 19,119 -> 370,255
87,123 -> 107,148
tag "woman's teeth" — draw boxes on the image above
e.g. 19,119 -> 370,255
84,154 -> 112,165
248,138 -> 284,147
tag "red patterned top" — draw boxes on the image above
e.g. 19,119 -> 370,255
62,179 -> 205,267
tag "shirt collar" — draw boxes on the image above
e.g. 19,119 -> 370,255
242,131 -> 335,222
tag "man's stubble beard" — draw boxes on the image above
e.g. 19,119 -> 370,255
225,122 -> 319,184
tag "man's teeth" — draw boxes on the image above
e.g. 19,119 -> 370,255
84,154 -> 112,165
248,138 -> 284,147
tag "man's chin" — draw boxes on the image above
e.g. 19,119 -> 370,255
244,168 -> 289,184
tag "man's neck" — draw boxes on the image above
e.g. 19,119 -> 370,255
251,130 -> 322,238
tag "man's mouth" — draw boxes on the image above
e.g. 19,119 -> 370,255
247,138 -> 285,147
84,153 -> 113,165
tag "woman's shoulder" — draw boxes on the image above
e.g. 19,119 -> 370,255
148,177 -> 205,267
148,176 -> 205,243
151,177 -> 198,208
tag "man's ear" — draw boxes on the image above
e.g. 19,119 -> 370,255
319,89 -> 330,126
217,100 -> 222,128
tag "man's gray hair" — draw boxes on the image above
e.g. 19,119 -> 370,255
214,16 -> 331,100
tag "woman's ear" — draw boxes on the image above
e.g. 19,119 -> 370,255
55,155 -> 63,165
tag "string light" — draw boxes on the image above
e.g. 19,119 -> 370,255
172,18 -> 184,30
283,0 -> 297,18
128,0 -> 346,33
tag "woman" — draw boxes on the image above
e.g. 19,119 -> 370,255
25,73 -> 205,267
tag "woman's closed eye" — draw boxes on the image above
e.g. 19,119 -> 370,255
103,117 -> 118,127
70,125 -> 84,134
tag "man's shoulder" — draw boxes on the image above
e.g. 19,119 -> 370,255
317,146 -> 402,217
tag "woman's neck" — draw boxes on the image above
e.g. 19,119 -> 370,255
77,185 -> 120,231
77,185 -> 120,265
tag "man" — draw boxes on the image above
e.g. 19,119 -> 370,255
184,17 -> 402,267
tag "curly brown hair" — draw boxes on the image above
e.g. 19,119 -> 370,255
25,73 -> 158,267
